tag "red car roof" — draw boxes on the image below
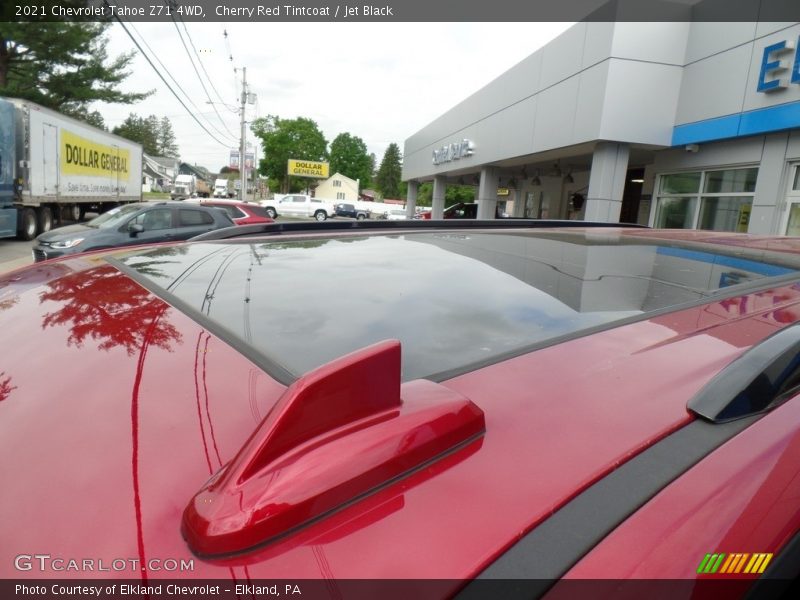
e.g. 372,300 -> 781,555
2,226 -> 800,586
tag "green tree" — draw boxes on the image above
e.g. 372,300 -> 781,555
415,182 -> 475,207
0,22 -> 151,125
329,133 -> 372,189
368,153 -> 377,181
157,117 -> 179,158
251,115 -> 327,193
375,143 -> 403,199
446,185 -> 476,203
113,114 -> 180,157
76,109 -> 107,131
113,113 -> 159,155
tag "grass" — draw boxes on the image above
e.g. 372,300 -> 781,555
143,192 -> 170,200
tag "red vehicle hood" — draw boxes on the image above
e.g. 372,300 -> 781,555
2,247 -> 800,581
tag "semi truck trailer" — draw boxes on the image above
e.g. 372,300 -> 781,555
195,178 -> 211,198
0,97 -> 143,240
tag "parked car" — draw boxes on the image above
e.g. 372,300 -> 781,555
384,208 -> 408,221
334,203 -> 370,220
31,201 -> 234,262
4,221 -> 800,593
196,199 -> 274,226
416,201 -> 478,219
260,194 -> 337,221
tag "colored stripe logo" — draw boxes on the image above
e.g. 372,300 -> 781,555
697,552 -> 773,575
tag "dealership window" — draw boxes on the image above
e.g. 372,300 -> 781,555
337,192 -> 345,199
654,168 -> 757,232
785,164 -> 800,236
333,180 -> 342,187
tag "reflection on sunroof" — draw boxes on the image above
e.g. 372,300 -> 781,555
117,231 -> 800,381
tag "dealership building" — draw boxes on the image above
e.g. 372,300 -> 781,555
402,20 -> 800,235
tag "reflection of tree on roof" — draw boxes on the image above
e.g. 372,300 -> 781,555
0,372 -> 15,402
0,294 -> 19,311
39,266 -> 182,356
257,239 -> 333,251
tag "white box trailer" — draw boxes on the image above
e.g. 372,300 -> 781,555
0,97 -> 143,240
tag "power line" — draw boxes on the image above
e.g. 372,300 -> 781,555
222,26 -> 238,94
110,16 -> 233,149
179,19 -> 239,113
171,15 -> 240,141
125,21 -> 237,146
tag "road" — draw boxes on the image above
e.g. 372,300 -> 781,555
0,238 -> 34,274
0,213 -> 94,274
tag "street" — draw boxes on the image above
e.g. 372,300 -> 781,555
0,238 -> 34,274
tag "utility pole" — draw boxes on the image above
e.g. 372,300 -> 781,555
253,140 -> 258,200
239,66 -> 247,202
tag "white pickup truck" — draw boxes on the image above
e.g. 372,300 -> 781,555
261,194 -> 337,221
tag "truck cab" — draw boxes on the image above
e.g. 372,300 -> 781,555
213,178 -> 233,198
171,174 -> 196,200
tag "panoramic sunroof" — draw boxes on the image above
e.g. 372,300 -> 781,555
116,231 -> 800,382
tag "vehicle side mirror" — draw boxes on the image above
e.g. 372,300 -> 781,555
129,223 -> 144,236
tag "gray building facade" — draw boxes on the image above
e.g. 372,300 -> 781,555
403,21 -> 800,235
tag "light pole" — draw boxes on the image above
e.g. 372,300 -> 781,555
207,77 -> 255,201
239,67 -> 247,202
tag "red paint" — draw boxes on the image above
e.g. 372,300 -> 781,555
561,392 -> 800,581
2,233 -> 800,581
182,341 -> 485,556
199,200 -> 274,225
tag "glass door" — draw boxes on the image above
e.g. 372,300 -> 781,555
784,164 -> 800,236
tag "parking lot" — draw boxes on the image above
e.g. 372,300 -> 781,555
0,238 -> 35,274
0,212 -> 365,274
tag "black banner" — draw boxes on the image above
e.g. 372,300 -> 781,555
4,0 -> 800,23
3,578 -> 799,600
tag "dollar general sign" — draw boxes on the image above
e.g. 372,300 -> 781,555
287,159 -> 329,179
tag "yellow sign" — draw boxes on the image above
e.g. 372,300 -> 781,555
737,203 -> 752,232
61,130 -> 130,177
497,187 -> 510,196
287,159 -> 329,179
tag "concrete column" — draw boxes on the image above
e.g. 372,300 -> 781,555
512,189 -> 526,218
584,142 -> 630,223
477,167 -> 499,219
432,176 -> 447,219
405,180 -> 419,218
749,132 -> 789,234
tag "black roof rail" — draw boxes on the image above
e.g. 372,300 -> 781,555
688,323 -> 800,423
190,219 -> 648,242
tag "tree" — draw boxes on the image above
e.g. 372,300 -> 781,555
368,153 -> 377,181
113,114 -> 180,157
251,116 -> 327,193
329,133 -> 372,189
76,110 -> 107,131
415,183 -> 475,207
375,143 -> 403,199
157,117 -> 179,158
113,114 -> 159,155
0,22 -> 152,125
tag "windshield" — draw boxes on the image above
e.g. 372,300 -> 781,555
86,204 -> 147,229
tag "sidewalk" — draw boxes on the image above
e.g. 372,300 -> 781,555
0,256 -> 33,275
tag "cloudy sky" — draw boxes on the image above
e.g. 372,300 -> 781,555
97,22 -> 572,171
